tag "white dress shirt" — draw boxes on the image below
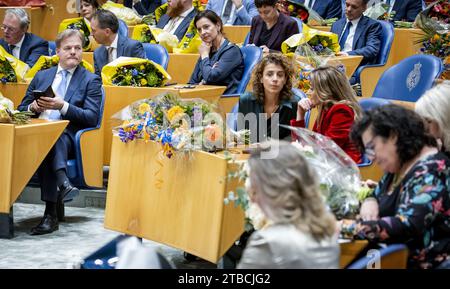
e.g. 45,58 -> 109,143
341,16 -> 362,53
106,33 -> 119,61
163,6 -> 195,40
38,65 -> 76,119
10,34 -> 25,59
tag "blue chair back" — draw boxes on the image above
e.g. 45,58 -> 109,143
66,88 -> 106,188
235,46 -> 263,94
118,19 -> 128,38
372,54 -> 443,102
347,244 -> 408,269
142,43 -> 169,70
243,32 -> 250,46
48,41 -> 56,56
376,20 -> 395,65
290,16 -> 303,32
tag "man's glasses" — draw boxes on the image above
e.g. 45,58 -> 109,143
1,25 -> 19,33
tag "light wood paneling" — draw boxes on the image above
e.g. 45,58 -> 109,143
340,240 -> 368,268
223,25 -> 251,44
104,136 -> 245,263
0,120 -> 68,213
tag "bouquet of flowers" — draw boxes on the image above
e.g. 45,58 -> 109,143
364,2 -> 396,21
282,25 -> 340,57
102,1 -> 142,25
0,45 -> 28,83
415,0 -> 450,79
173,20 -> 202,54
101,57 -> 171,87
0,94 -> 33,124
131,25 -> 179,52
277,0 -> 337,26
58,17 -> 92,51
154,0 -> 205,23
25,55 -> 94,81
112,92 -> 232,158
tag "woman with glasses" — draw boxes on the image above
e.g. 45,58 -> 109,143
415,81 -> 450,157
350,104 -> 450,269
237,141 -> 339,269
292,65 -> 362,163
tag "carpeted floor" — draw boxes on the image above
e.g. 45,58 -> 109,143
0,203 -> 216,269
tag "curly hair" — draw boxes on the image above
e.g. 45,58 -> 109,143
248,141 -> 337,241
251,53 -> 294,104
350,104 -> 437,166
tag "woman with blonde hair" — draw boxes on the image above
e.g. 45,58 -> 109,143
237,141 -> 339,269
238,53 -> 300,142
415,81 -> 450,155
292,65 -> 362,163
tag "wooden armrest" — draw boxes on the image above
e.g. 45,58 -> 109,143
80,127 -> 104,187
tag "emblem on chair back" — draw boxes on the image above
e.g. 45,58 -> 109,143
406,62 -> 422,92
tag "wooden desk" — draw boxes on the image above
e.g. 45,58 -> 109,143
0,7 -> 44,37
102,84 -> 226,165
223,25 -> 251,44
167,53 -> 199,84
0,119 -> 68,238
0,82 -> 29,108
340,240 -> 368,268
105,137 -> 246,263
388,28 -> 424,66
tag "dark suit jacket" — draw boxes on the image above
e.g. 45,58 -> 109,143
156,8 -> 197,41
124,0 -> 163,16
392,0 -> 422,22
249,13 -> 299,52
18,65 -> 102,141
93,34 -> 145,76
0,32 -> 48,67
189,39 -> 244,95
299,0 -> 342,19
331,16 -> 382,66
291,103 -> 362,163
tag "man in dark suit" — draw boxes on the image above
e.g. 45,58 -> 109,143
156,0 -> 197,41
206,0 -> 258,25
297,0 -> 342,20
332,0 -> 382,68
0,8 -> 48,68
124,0 -> 165,16
388,0 -> 423,22
18,29 -> 102,235
91,9 -> 145,76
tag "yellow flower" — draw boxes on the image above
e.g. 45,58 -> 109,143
321,40 -> 328,47
138,103 -> 151,114
288,5 -> 294,12
140,65 -> 145,70
140,78 -> 148,86
434,34 -> 440,41
167,105 -> 185,122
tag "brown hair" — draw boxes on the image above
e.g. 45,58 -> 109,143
309,66 -> 362,125
251,53 -> 294,104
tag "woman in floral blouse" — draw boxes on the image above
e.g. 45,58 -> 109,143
350,104 -> 450,269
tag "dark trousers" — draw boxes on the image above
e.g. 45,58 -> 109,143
38,132 -> 73,203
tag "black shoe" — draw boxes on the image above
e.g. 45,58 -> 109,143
29,214 -> 59,235
59,180 -> 80,203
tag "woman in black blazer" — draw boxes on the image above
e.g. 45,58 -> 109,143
249,0 -> 299,53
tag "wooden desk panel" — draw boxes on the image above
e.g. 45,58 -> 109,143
167,53 -> 199,84
104,137 -> 245,263
223,25 -> 251,44
0,119 -> 68,237
0,83 -> 29,108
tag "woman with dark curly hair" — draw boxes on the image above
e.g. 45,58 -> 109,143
291,65 -> 362,163
237,53 -> 300,142
349,104 -> 450,269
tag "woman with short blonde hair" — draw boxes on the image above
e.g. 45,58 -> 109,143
415,81 -> 450,154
